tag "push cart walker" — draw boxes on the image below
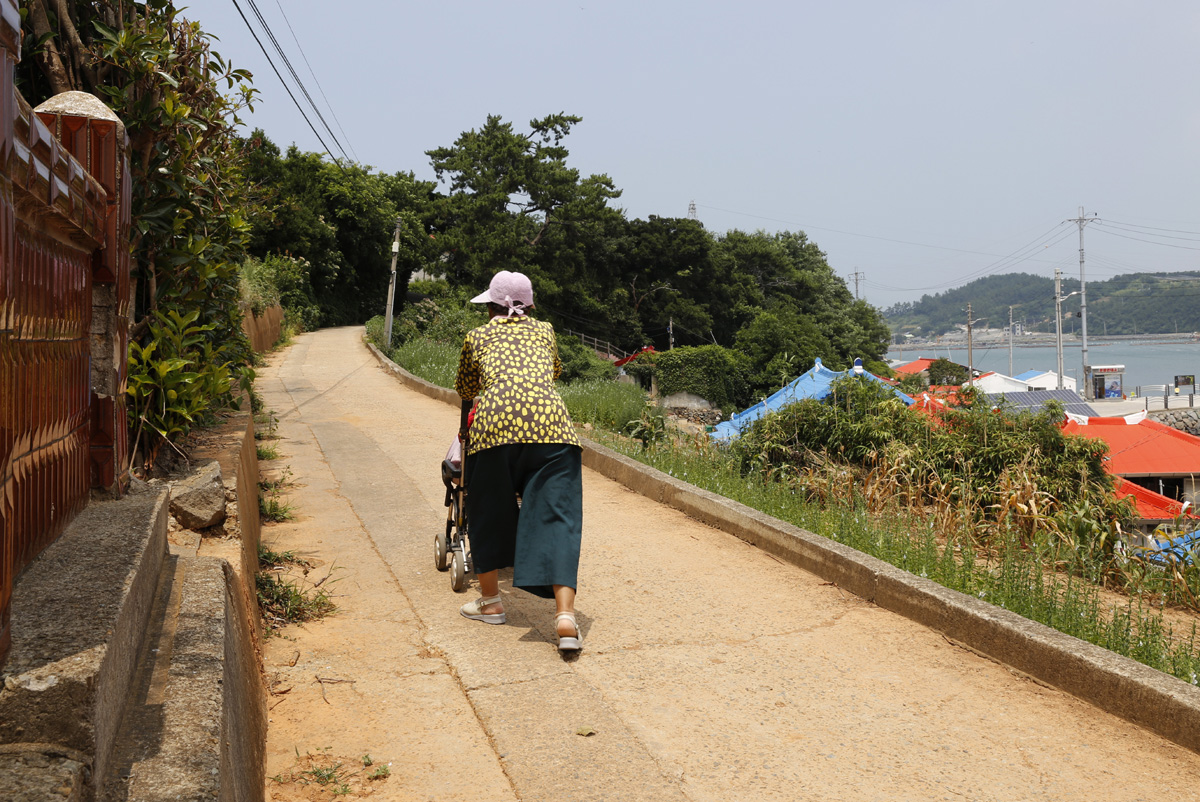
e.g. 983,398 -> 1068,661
436,400 -> 475,591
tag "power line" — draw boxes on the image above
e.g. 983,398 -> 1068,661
272,0 -> 359,162
242,0 -> 351,163
1093,225 -> 1200,252
864,225 -> 1076,293
227,0 -> 346,170
1100,218 -> 1200,238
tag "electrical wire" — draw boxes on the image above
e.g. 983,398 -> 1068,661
1093,224 -> 1200,251
227,0 -> 346,170
1100,219 -> 1200,238
1098,221 -> 1200,243
273,0 -> 359,163
243,0 -> 351,164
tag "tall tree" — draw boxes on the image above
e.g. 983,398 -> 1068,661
425,113 -> 622,313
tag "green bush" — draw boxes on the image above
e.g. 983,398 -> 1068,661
127,309 -> 236,463
557,333 -> 617,383
656,345 -> 751,412
424,303 -> 486,344
240,254 -> 321,331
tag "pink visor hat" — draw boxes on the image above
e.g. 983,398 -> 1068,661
470,271 -> 534,316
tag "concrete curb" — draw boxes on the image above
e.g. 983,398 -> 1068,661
365,336 -> 1200,754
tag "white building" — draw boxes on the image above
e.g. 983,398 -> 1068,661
972,371 -> 1032,395
1014,369 -> 1077,392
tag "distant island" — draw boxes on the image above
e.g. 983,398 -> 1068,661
885,271 -> 1200,339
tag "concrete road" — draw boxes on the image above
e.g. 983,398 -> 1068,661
258,326 -> 1200,802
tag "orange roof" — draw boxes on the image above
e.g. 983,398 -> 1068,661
894,358 -> 937,375
1112,476 -> 1192,521
1062,417 -> 1200,477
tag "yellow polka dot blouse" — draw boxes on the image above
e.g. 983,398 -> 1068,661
455,316 -> 580,455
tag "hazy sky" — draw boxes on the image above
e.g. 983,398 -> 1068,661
194,1 -> 1200,310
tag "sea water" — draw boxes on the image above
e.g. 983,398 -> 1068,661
888,338 -> 1200,394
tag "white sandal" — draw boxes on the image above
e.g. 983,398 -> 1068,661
555,611 -> 582,652
461,594 -> 506,624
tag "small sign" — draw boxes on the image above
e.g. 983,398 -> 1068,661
1175,375 -> 1195,388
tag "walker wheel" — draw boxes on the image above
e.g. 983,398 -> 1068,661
450,546 -> 468,592
435,528 -> 450,571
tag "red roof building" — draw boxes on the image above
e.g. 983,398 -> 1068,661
1062,414 -> 1200,533
894,358 -> 938,376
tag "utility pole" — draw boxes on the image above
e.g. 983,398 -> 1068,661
668,317 -> 675,350
850,269 -> 863,300
1055,269 -> 1064,391
383,217 -> 402,348
966,303 -> 979,389
1008,305 -> 1014,376
1068,207 -> 1098,398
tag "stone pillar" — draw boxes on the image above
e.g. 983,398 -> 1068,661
34,92 -> 131,496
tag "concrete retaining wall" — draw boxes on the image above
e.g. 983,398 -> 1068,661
0,487 -> 169,797
366,335 -> 1200,755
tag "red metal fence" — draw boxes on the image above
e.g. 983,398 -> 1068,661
0,0 -> 131,667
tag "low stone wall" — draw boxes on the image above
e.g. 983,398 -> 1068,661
1151,408 -> 1200,436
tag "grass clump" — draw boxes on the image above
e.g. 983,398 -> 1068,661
559,378 -> 647,432
259,467 -> 294,522
270,747 -> 386,793
390,338 -> 460,388
256,544 -> 335,631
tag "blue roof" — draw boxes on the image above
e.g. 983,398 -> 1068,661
1013,369 -> 1045,381
1142,528 -> 1200,566
711,358 -> 913,441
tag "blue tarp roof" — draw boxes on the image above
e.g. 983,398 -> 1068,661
1143,528 -> 1200,566
711,358 -> 914,441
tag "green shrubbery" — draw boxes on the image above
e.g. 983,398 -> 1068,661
127,310 -> 238,461
240,254 -> 322,332
731,378 -> 1130,548
633,345 -> 750,412
556,334 -> 617,383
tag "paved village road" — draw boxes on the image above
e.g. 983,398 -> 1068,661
256,326 -> 1200,802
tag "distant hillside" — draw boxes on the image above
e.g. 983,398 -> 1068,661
884,272 -> 1200,337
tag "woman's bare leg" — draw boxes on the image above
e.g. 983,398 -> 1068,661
477,570 -> 503,614
553,584 -> 577,636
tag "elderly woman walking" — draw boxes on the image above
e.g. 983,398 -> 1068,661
453,270 -> 584,652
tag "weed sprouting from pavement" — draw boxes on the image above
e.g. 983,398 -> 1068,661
256,545 -> 335,631
268,748 -> 389,793
259,466 -> 295,522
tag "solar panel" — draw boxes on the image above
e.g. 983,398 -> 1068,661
986,389 -> 1097,418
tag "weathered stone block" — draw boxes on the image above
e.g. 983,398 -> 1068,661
169,461 -> 227,530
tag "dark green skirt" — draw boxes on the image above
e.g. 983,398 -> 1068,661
464,443 -> 582,598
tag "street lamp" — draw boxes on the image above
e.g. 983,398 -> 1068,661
1055,277 -> 1080,392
